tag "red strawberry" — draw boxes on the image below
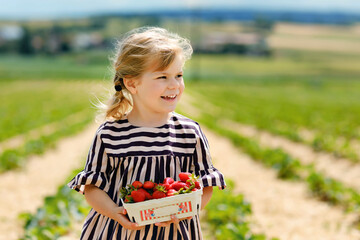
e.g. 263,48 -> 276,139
179,172 -> 191,183
170,181 -> 188,191
130,189 -> 146,202
143,181 -> 155,190
162,183 -> 171,190
137,188 -> 152,200
163,177 -> 175,185
152,190 -> 166,199
194,181 -> 201,189
166,189 -> 178,197
132,181 -> 143,189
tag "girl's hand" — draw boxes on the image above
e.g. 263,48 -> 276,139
154,214 -> 192,227
115,207 -> 144,231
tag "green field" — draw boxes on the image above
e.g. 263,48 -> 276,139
2,40 -> 360,238
2,48 -> 360,154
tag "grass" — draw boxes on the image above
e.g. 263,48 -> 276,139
0,80 -> 101,141
2,48 -> 360,159
0,51 -> 110,82
184,110 -> 360,227
185,50 -> 360,82
185,79 -> 360,161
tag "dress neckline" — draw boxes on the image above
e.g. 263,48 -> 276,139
124,112 -> 174,129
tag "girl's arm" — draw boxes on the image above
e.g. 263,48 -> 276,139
84,185 -> 144,231
201,186 -> 213,210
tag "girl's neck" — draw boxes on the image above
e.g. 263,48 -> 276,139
126,109 -> 173,128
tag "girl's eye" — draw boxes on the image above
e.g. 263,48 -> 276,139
177,74 -> 183,78
157,76 -> 167,79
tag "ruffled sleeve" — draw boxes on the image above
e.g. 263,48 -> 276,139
67,124 -> 111,194
191,123 -> 226,190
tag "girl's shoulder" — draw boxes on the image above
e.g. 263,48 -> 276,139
172,112 -> 204,136
91,118 -> 128,136
172,112 -> 197,125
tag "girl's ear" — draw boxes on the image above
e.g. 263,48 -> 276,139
123,77 -> 138,94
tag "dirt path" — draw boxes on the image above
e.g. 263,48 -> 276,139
203,126 -> 360,240
177,94 -> 360,239
52,116 -> 360,240
222,119 -> 360,192
0,122 -> 98,240
3,90 -> 359,240
37,122 -> 360,240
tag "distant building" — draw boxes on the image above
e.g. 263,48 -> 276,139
197,32 -> 271,56
0,25 -> 23,41
72,32 -> 104,50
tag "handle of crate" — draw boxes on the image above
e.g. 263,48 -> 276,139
153,205 -> 179,218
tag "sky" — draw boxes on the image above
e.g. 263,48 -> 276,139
1,0 -> 360,20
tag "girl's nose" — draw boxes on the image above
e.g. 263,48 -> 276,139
168,77 -> 180,89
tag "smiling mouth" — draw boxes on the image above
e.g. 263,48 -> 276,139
161,94 -> 177,100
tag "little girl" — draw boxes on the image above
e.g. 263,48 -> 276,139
68,26 -> 226,240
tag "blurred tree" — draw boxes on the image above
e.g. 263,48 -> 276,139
18,26 -> 34,55
90,17 -> 106,30
60,36 -> 71,53
141,16 -> 161,27
254,16 -> 274,32
222,43 -> 247,54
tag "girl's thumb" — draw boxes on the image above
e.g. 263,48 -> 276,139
118,206 -> 127,215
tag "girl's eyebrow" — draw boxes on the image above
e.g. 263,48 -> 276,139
153,71 -> 183,75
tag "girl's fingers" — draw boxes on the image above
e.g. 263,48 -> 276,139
155,215 -> 181,227
116,207 -> 143,230
170,214 -> 180,224
118,216 -> 144,230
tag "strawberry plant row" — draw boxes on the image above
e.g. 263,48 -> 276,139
0,117 -> 91,172
187,83 -> 360,162
204,179 -> 279,240
0,80 -> 97,142
196,113 -> 360,228
19,168 -> 91,240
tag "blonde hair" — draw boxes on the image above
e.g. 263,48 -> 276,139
96,26 -> 193,122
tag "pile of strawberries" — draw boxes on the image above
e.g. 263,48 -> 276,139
120,172 -> 201,203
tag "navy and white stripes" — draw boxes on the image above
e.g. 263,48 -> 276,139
68,112 -> 226,240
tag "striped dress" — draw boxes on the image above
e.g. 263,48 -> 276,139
68,111 -> 226,240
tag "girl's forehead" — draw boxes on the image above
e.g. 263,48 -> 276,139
147,55 -> 184,75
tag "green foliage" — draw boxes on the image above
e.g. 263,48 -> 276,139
205,180 -> 278,240
307,171 -> 346,205
186,78 -> 360,162
199,114 -> 302,181
186,111 -> 360,227
18,26 -> 34,55
306,171 -> 360,213
19,179 -> 90,239
0,80 -> 97,141
0,52 -> 109,82
0,117 -> 91,172
0,79 -> 98,172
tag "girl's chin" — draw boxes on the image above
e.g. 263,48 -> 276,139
160,105 -> 177,113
